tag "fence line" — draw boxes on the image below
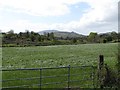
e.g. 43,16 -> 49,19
2,65 -> 97,89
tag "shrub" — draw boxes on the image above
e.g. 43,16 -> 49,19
116,46 -> 120,88
101,64 -> 117,88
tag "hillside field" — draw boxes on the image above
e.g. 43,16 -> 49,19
2,43 -> 118,88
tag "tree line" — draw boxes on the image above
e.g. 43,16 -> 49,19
1,30 -> 120,47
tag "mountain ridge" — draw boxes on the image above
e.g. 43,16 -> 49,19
38,30 -> 84,38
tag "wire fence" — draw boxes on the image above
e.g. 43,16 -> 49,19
1,65 -> 97,89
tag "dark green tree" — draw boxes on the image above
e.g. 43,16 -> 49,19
106,35 -> 112,42
88,32 -> 98,43
38,35 -> 42,42
30,35 -> 36,42
111,31 -> 118,41
49,32 -> 55,41
25,30 -> 30,38
72,38 -> 77,43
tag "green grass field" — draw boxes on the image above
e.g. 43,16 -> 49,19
2,43 -> 118,68
2,43 -> 118,88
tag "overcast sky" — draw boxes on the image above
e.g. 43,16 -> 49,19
0,0 -> 118,35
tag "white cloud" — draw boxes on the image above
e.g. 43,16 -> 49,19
0,0 -> 118,34
0,20 -> 49,32
0,0 -> 83,16
64,0 -> 118,34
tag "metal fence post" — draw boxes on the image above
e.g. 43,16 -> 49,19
40,68 -> 42,90
68,65 -> 70,90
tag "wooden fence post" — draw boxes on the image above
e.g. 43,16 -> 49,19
99,55 -> 104,70
98,55 -> 104,89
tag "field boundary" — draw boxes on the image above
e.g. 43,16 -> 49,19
2,65 -> 97,89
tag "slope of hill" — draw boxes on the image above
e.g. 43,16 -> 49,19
38,30 -> 59,35
38,30 -> 84,38
54,31 -> 84,38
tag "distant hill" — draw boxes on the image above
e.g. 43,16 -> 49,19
54,31 -> 84,38
38,30 -> 84,38
38,30 -> 59,35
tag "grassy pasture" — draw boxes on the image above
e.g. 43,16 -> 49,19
2,43 -> 118,68
2,43 -> 118,88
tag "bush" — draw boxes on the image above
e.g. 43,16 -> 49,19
100,51 -> 120,88
116,47 -> 120,88
101,64 -> 118,88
